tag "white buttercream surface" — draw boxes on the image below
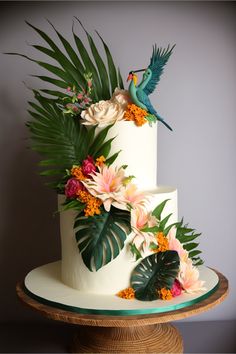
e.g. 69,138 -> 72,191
24,261 -> 219,313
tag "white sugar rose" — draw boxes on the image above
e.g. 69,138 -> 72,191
81,99 -> 125,127
111,88 -> 131,109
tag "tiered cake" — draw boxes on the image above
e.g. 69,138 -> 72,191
19,22 -> 206,303
59,121 -> 178,294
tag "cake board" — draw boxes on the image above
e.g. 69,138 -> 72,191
16,262 -> 228,353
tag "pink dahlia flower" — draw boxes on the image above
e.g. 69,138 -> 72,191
65,178 -> 84,198
171,280 -> 182,297
82,156 -> 96,177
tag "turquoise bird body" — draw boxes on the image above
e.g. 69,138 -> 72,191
127,45 -> 175,131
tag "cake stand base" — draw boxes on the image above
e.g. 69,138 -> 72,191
71,323 -> 183,353
16,268 -> 228,354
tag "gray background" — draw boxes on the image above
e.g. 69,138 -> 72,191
0,0 -> 235,329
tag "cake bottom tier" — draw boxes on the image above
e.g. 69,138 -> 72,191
24,261 -> 219,315
59,186 -> 178,295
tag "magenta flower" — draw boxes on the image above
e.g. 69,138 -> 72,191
65,178 -> 84,198
171,280 -> 182,297
82,156 -> 96,177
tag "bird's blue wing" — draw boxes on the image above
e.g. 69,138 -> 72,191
143,44 -> 175,96
136,89 -> 157,116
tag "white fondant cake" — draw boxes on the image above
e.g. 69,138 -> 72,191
106,121 -> 158,191
59,123 -> 178,294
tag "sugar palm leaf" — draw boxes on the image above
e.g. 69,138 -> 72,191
74,206 -> 131,271
27,92 -> 115,187
6,21 -> 123,102
131,251 -> 180,301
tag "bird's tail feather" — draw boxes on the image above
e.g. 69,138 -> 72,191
155,113 -> 173,131
159,119 -> 173,131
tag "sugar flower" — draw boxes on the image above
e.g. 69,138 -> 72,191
81,155 -> 96,177
130,205 -> 157,253
82,165 -> 127,212
177,259 -> 206,293
81,100 -> 125,127
167,227 -> 189,262
111,88 -> 131,109
65,178 -> 84,198
122,183 -> 149,208
171,280 -> 182,297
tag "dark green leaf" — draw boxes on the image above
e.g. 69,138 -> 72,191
189,250 -> 202,258
152,199 -> 170,220
61,199 -> 85,212
94,137 -> 115,159
74,206 -> 131,271
131,251 -> 180,301
72,26 -> 101,101
75,18 -> 111,99
141,226 -> 159,233
96,30 -> 118,93
32,75 -> 68,89
183,242 -> 199,251
105,150 -> 121,165
130,243 -> 142,261
47,20 -> 86,76
117,68 -> 124,89
158,213 -> 172,231
88,124 -> 113,156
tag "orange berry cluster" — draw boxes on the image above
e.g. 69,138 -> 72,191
158,288 -> 173,300
154,231 -> 169,253
70,166 -> 86,180
117,287 -> 135,300
124,104 -> 148,126
95,155 -> 106,167
77,190 -> 102,217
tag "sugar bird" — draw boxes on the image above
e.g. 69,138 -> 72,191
127,44 -> 175,131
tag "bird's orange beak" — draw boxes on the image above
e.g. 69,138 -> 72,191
127,73 -> 133,82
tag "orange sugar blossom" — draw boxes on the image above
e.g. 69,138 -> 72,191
96,155 -> 106,167
77,190 -> 102,217
158,288 -> 173,300
154,232 -> 169,253
117,287 -> 135,300
71,165 -> 86,180
124,104 -> 147,126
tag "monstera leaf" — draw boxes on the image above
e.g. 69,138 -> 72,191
131,251 -> 180,301
74,206 -> 131,271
